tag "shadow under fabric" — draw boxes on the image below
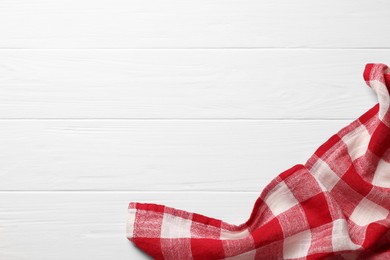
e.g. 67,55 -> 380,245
126,63 -> 390,259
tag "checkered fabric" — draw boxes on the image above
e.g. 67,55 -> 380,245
126,63 -> 390,259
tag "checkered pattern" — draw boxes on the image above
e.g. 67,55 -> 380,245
126,63 -> 390,259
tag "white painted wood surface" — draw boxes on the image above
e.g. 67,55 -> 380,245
0,50 -> 381,119
0,119 -> 350,191
0,192 -> 259,260
0,0 -> 389,48
0,0 -> 389,259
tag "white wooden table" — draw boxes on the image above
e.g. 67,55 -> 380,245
0,1 -> 388,259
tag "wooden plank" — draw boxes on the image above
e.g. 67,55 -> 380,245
0,119 -> 349,191
0,0 -> 389,48
0,49 -> 381,119
0,191 -> 259,260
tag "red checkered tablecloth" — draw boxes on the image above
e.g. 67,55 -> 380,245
126,63 -> 390,259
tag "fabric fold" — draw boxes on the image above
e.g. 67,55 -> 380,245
127,63 -> 390,259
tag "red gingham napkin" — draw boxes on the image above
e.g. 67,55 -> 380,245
126,63 -> 390,259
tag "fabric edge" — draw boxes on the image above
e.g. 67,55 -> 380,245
126,202 -> 137,241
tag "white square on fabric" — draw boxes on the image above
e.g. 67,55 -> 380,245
370,80 -> 390,123
220,228 -> 251,240
349,197 -> 389,226
264,181 -> 299,216
332,219 -> 360,251
126,208 -> 137,238
310,159 -> 340,191
283,230 -> 311,259
160,213 -> 192,238
372,158 -> 390,188
341,125 -> 370,161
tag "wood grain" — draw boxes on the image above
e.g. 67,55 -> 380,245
0,49 -> 382,119
0,119 -> 350,191
1,1 -> 388,258
0,191 -> 259,260
0,0 -> 389,48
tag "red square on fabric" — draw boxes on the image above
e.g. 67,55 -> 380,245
251,217 -> 283,248
301,193 -> 333,229
135,203 -> 165,213
363,223 -> 389,249
307,252 -> 335,260
132,237 -> 162,259
342,165 -> 373,197
368,120 -> 390,158
363,63 -> 375,81
191,238 -> 226,260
